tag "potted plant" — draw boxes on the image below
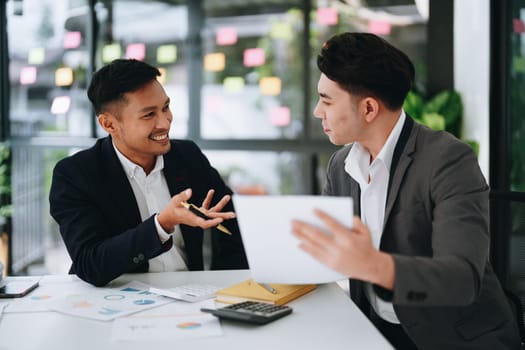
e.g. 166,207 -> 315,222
403,90 -> 479,155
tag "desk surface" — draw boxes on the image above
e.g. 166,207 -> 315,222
0,270 -> 392,350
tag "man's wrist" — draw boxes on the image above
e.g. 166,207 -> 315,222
157,210 -> 176,233
369,251 -> 395,290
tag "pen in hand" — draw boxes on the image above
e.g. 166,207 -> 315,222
180,201 -> 232,235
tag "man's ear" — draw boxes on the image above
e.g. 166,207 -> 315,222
362,97 -> 379,123
97,112 -> 117,134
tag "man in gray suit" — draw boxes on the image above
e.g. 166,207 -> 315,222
292,32 -> 521,349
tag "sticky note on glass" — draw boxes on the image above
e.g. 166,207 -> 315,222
217,27 -> 238,46
317,7 -> 338,26
157,45 -> 177,64
204,53 -> 226,72
223,77 -> 245,94
260,77 -> 282,96
63,31 -> 82,49
51,96 -> 71,115
126,43 -> 146,60
20,66 -> 37,85
243,48 -> 265,67
270,106 -> 291,126
28,47 -> 45,65
368,19 -> 391,35
270,22 -> 293,41
102,43 -> 122,62
55,67 -> 74,86
513,18 -> 525,33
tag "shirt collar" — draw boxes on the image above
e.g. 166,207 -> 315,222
112,142 -> 164,179
345,110 -> 406,179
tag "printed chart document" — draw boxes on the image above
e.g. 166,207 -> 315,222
4,275 -> 89,313
232,195 -> 353,284
111,299 -> 222,342
49,281 -> 173,321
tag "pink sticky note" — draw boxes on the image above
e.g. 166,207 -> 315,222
63,31 -> 82,49
217,27 -> 238,46
513,19 -> 525,33
368,19 -> 391,35
51,96 -> 71,115
20,66 -> 37,85
317,7 -> 338,26
243,48 -> 265,67
270,106 -> 291,127
126,43 -> 146,61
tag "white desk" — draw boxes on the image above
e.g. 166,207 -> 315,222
0,270 -> 393,350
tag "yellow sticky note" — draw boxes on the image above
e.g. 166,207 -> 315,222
157,45 -> 177,64
55,67 -> 74,86
270,22 -> 293,41
223,77 -> 245,93
260,77 -> 282,96
102,43 -> 122,63
204,53 -> 226,72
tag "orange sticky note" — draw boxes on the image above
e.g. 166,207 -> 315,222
204,53 -> 226,72
260,77 -> 282,96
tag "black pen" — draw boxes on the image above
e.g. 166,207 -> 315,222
180,201 -> 232,235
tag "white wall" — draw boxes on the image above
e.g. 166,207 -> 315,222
454,0 -> 490,179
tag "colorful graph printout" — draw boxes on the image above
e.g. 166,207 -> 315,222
49,281 -> 173,321
111,299 -> 223,342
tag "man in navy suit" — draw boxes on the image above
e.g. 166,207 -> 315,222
49,59 -> 248,286
292,33 -> 520,349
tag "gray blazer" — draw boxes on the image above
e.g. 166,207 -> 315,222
324,116 -> 520,349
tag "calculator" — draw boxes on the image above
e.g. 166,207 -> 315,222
200,301 -> 293,325
149,284 -> 219,302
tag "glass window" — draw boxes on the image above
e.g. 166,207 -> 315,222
205,150 -> 313,195
94,0 -> 189,138
508,0 -> 525,312
309,1 -> 428,138
201,1 -> 305,139
7,0 -> 92,137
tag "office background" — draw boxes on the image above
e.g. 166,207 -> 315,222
0,0 -> 522,325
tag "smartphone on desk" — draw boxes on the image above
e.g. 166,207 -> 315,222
0,279 -> 39,298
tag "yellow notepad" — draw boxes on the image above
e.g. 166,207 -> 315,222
215,279 -> 316,305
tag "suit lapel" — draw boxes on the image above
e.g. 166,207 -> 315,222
383,116 -> 416,227
162,144 -> 191,196
100,138 -> 142,226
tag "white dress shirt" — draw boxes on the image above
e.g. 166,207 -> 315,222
113,145 -> 188,272
344,111 -> 406,324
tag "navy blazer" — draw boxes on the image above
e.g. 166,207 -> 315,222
324,116 -> 520,349
49,137 -> 248,286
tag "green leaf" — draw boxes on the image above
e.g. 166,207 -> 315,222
403,91 -> 424,121
422,112 -> 446,131
423,90 -> 463,127
464,139 -> 480,157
